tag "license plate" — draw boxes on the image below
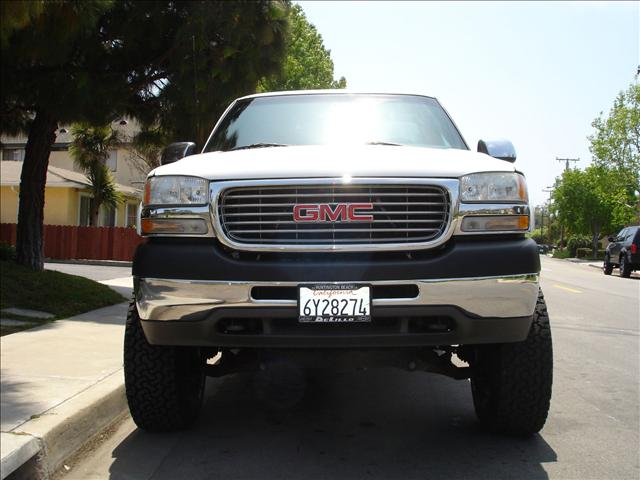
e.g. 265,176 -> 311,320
298,284 -> 371,323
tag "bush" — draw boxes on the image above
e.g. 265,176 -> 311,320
0,242 -> 16,261
566,235 -> 591,257
552,249 -> 571,259
528,228 -> 544,244
576,248 -> 591,259
576,248 -> 607,260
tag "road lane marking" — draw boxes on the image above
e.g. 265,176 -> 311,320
553,284 -> 583,294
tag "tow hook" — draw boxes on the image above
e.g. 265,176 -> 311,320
409,348 -> 471,380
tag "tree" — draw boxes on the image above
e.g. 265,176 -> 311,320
259,4 -> 346,92
0,0 -> 44,49
1,1 -> 117,270
551,166 -> 631,257
123,127 -> 169,177
1,1 -> 289,270
551,82 -> 640,258
589,82 -> 640,193
589,82 -> 640,225
69,124 -> 122,226
150,1 -> 289,147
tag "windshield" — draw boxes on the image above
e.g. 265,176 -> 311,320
203,94 -> 467,152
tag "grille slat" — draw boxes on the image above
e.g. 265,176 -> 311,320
228,192 -> 445,198
226,219 -> 442,225
226,236 -> 441,243
226,219 -> 445,225
229,228 -> 442,233
223,211 -> 446,217
218,183 -> 450,247
222,202 -> 446,208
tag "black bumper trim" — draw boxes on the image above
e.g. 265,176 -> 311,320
140,305 -> 533,348
133,237 -> 540,282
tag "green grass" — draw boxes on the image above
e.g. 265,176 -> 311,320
0,260 -> 126,320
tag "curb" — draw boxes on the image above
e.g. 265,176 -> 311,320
45,259 -> 132,268
1,371 -> 127,480
0,433 -> 40,479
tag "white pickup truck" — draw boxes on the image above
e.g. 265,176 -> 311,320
125,91 -> 552,436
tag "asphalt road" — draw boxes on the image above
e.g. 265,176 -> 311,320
58,257 -> 639,480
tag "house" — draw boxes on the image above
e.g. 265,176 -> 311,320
0,119 -> 148,228
0,161 -> 140,227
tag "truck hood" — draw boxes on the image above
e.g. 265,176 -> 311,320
150,145 -> 516,180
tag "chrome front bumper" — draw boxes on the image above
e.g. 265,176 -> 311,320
136,273 -> 539,322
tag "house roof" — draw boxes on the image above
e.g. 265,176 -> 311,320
0,161 -> 140,197
0,118 -> 142,146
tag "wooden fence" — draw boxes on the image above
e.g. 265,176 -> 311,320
0,223 -> 145,261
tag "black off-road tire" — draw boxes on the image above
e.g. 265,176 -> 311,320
470,289 -> 553,436
619,255 -> 632,278
124,300 -> 205,432
603,255 -> 613,275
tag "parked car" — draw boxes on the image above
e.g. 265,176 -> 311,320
125,91 -> 551,437
604,226 -> 640,277
537,244 -> 550,254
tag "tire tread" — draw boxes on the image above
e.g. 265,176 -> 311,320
124,299 -> 204,432
472,289 -> 553,436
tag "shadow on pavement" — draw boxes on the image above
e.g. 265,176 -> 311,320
108,369 -> 556,480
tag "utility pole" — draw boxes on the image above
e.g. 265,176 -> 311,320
555,158 -> 579,249
542,187 -> 554,245
556,157 -> 580,171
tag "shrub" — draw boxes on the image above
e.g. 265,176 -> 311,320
528,228 -> 544,244
566,235 -> 591,257
0,242 -> 16,261
576,247 -> 607,260
552,249 -> 571,259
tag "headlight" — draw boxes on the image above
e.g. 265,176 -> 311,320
143,176 -> 208,206
460,173 -> 527,203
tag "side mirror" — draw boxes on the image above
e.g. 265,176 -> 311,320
607,236 -> 615,242
161,142 -> 197,165
478,139 -> 516,163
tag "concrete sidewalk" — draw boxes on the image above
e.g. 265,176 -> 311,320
0,303 -> 130,479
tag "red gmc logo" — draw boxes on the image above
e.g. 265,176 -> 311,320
293,203 -> 374,222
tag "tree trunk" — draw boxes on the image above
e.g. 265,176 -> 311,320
591,230 -> 600,259
91,203 -> 100,227
15,109 -> 58,271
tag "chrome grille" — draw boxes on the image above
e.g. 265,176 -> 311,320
218,183 -> 451,247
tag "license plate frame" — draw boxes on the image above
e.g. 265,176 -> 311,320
298,284 -> 371,323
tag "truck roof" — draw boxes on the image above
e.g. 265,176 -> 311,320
237,90 -> 437,101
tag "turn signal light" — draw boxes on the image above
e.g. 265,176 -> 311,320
141,218 -> 208,235
461,215 -> 529,232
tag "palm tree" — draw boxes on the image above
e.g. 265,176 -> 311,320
69,124 -> 123,226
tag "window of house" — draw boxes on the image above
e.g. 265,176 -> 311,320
125,202 -> 138,228
79,196 -> 94,226
2,148 -> 25,161
79,196 -> 116,227
106,150 -> 117,171
101,205 -> 116,227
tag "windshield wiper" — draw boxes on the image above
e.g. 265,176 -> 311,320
365,141 -> 403,146
230,143 -> 289,151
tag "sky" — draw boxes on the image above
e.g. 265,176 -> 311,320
298,1 -> 639,206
